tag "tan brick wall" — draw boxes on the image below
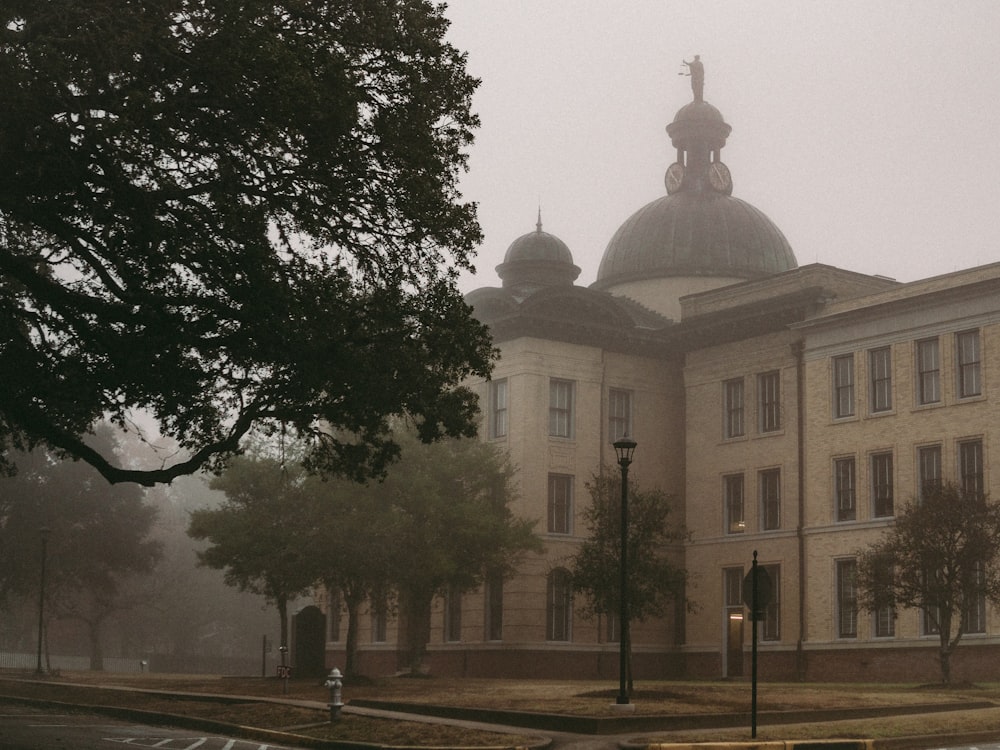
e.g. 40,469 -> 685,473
802,316 -> 1000,646
683,329 -> 803,661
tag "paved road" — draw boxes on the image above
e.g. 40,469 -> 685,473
0,703 -> 306,750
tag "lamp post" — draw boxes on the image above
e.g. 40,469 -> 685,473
613,435 -> 636,706
35,526 -> 51,676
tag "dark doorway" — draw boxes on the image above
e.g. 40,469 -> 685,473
292,605 -> 327,679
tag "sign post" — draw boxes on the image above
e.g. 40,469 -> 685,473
742,551 -> 772,739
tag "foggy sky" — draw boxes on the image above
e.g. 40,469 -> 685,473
444,0 -> 1000,293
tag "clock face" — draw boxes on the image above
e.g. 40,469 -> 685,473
708,162 -> 733,194
665,162 -> 685,194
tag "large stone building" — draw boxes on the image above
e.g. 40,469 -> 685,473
321,78 -> 1000,683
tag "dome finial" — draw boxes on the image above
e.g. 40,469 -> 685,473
536,205 -> 543,233
680,54 -> 704,102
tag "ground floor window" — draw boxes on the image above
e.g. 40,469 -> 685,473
836,559 -> 858,639
762,564 -> 780,641
547,569 -> 572,641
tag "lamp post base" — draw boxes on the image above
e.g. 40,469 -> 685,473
610,701 -> 636,713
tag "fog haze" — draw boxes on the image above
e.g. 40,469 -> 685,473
445,1 -> 1000,291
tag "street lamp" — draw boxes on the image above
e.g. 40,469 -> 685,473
35,526 -> 51,676
613,435 -> 636,706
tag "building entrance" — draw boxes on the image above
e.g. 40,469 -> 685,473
726,609 -> 744,677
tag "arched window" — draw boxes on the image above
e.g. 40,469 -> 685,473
547,568 -> 572,641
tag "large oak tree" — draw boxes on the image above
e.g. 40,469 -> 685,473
0,0 -> 492,486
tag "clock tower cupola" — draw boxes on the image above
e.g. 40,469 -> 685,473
592,58 -> 798,320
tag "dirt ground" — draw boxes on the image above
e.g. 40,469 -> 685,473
2,671 -> 1000,746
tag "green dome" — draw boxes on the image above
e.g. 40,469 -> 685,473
594,191 -> 797,288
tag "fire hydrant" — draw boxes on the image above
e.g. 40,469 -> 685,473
325,667 -> 344,722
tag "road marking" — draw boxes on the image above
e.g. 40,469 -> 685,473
104,738 -> 291,749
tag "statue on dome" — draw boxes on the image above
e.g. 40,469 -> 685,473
680,55 -> 704,102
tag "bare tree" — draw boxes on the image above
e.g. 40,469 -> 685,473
857,483 -> 1000,684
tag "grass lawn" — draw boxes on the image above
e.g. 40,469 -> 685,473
2,672 -> 1000,746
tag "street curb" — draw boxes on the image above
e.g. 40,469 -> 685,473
640,742 -> 875,750
348,698 -> 997,735
0,692 -> 548,750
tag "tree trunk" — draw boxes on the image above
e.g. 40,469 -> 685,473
344,588 -> 363,679
940,646 -> 951,685
938,611 -> 954,685
87,619 -> 105,671
43,618 -> 52,673
401,590 -> 432,676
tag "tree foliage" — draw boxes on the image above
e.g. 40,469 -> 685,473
856,482 -> 1000,684
570,471 -> 689,627
373,428 -> 541,674
189,426 -> 540,677
300,472 -> 396,679
188,455 -> 319,649
0,0 -> 493,486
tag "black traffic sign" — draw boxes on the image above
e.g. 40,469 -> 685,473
742,564 -> 772,621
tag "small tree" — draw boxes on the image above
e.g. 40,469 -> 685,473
857,482 -> 1000,684
569,471 -> 689,692
0,425 -> 162,669
371,428 -> 540,675
188,457 -> 320,652
300,475 -> 396,680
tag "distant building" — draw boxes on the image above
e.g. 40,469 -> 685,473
322,79 -> 1000,683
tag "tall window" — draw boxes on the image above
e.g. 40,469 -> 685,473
605,611 -> 620,644
724,567 -> 744,607
917,445 -> 942,499
871,452 -> 894,517
372,598 -> 388,643
960,439 -> 984,496
547,474 -> 573,534
758,371 -> 781,432
965,565 -> 987,634
956,330 -> 982,398
549,379 -> 574,437
875,603 -> 896,638
923,607 -> 941,635
836,559 -> 858,639
834,457 -> 856,522
547,569 -> 572,641
485,571 -> 503,641
759,469 -> 780,530
915,338 -> 941,405
869,347 -> 893,413
608,388 -> 632,441
832,355 -> 855,418
762,564 -> 780,641
870,552 -> 895,637
444,584 -> 462,642
724,474 -> 745,534
488,379 -> 508,439
724,378 -> 745,438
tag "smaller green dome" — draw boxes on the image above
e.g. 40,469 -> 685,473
496,214 -> 580,297
503,226 -> 573,265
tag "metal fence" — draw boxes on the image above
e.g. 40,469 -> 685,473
0,651 -> 262,675
0,652 -> 143,673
